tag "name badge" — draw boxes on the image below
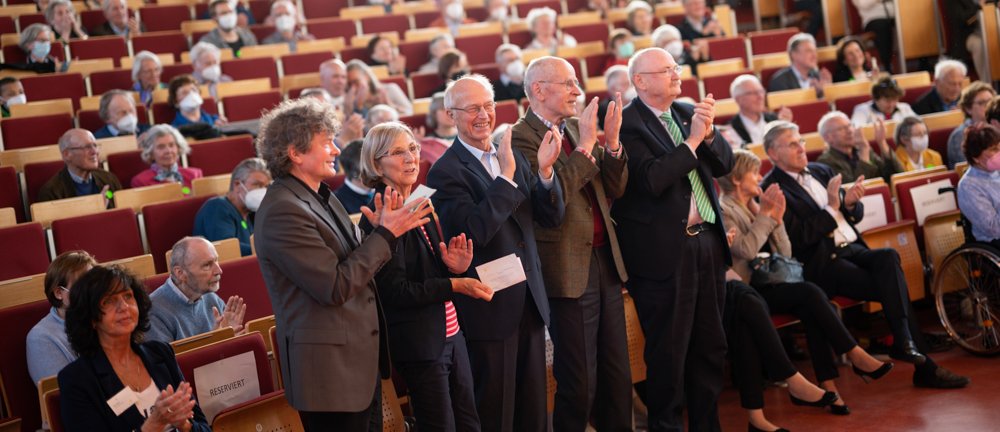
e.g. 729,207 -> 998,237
106,387 -> 138,416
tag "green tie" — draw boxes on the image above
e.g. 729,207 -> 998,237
660,111 -> 716,224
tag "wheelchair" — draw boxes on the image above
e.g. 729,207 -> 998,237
930,192 -> 1000,356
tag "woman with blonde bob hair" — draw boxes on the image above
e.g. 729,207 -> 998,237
358,121 -> 493,432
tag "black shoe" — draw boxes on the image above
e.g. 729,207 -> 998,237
789,390 -> 838,408
913,366 -> 971,389
749,423 -> 789,432
889,341 -> 927,364
829,403 -> 851,416
852,361 -> 894,383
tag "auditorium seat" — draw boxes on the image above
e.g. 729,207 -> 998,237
0,16 -> 15,35
247,24 -> 276,42
470,63 -> 501,83
51,208 -> 143,262
142,194 -> 213,273
706,36 -> 750,63
0,222 -> 49,281
22,160 -> 64,205
132,31 -> 190,62
410,71 -> 445,99
398,40 -> 432,75
0,300 -> 50,432
106,149 -> 148,189
139,4 -> 194,32
495,100 -> 520,125
322,173 -> 346,191
220,90 -> 282,122
280,51 -> 335,76
562,22 -> 610,45
747,28 -> 798,55
220,256 -> 273,321
211,390 -> 302,432
412,11 -> 440,29
0,166 -> 25,223
759,66 -> 785,89
89,69 -> 134,96
68,36 -> 129,67
786,100 -> 831,134
186,135 -> 257,176
455,34 -> 505,67
221,57 -> 280,88
901,85 -> 933,106
150,97 -> 217,124
20,74 -> 86,111
360,15 -> 411,38
175,332 -> 275,407
339,46 -> 370,63
895,170 -> 959,242
1,42 -> 64,65
306,17 -> 359,40
700,71 -> 749,99
78,105 -> 149,132
302,0 -> 349,19
834,94 -> 870,115
679,77 -> 700,100
160,63 -> 196,83
144,272 -> 170,293
399,114 -> 428,131
928,127 -> 954,166
1,113 -> 73,150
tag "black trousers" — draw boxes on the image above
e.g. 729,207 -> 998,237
865,18 -> 896,73
395,333 -> 481,432
466,294 -> 547,432
758,281 -> 857,382
628,232 -> 727,432
549,246 -> 633,432
299,378 -> 382,432
794,0 -> 822,36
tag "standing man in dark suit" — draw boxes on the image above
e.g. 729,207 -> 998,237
614,47 -> 733,432
254,98 -> 433,432
759,120 -> 971,390
767,33 -> 831,97
512,57 -> 632,431
727,74 -> 792,147
427,74 -> 565,432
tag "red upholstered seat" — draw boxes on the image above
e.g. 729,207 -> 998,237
141,194 -> 213,273
301,0 -> 348,19
834,94 -> 871,115
221,57 -> 280,88
22,160 -> 65,205
455,34 -> 505,67
280,51 -> 335,76
139,4 -> 194,32
495,100 -> 520,124
748,27 -> 798,55
360,14 -> 411,38
186,134 -> 258,176
398,40 -> 432,75
132,31 -> 190,62
786,100 -> 831,134
562,22 -> 610,45
219,256 -> 273,321
0,300 -> 51,432
144,272 -> 170,293
0,222 -> 49,281
89,69 -> 134,96
20,73 -> 85,111
1,113 -> 74,150
175,332 -> 274,407
0,166 -> 25,223
51,208 -> 143,262
305,17 -> 358,40
106,150 -> 148,189
68,36 -> 129,67
220,90 -> 282,122
701,70 -> 752,99
410,71 -> 445,99
706,36 -> 750,63
160,63 -> 195,83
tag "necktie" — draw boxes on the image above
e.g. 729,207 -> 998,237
660,111 -> 716,224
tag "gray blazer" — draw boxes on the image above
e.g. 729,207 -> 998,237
719,193 -> 792,283
254,176 -> 393,412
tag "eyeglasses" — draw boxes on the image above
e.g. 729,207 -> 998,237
538,79 -> 581,90
449,101 -> 497,115
382,143 -> 421,160
65,143 -> 101,152
100,291 -> 137,311
637,65 -> 684,76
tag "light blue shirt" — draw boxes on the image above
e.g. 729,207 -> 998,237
26,307 -> 77,384
957,166 -> 1000,242
457,137 -> 555,188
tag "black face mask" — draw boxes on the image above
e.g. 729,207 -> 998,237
451,70 -> 469,81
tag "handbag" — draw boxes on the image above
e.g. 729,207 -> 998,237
749,252 -> 805,286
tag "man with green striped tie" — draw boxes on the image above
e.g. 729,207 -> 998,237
612,47 -> 734,432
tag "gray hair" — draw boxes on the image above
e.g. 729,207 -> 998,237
256,98 -> 341,179
44,0 -> 74,25
429,33 -> 455,54
98,89 -> 134,122
57,128 -> 93,152
190,42 -> 221,67
138,124 -> 191,163
229,157 -> 270,191
817,111 -> 849,139
525,7 -> 556,33
359,121 -> 416,187
426,92 -> 446,130
934,58 -> 967,80
651,24 -> 681,49
365,104 -> 399,133
345,59 -> 382,94
443,74 -> 494,110
319,58 -> 346,77
626,0 -> 652,18
762,120 -> 799,153
523,56 -> 570,103
101,0 -> 126,11
169,236 -> 211,281
787,32 -> 816,56
494,43 -> 521,64
299,87 -> 334,104
894,115 -> 925,145
730,74 -> 762,99
19,23 -> 52,52
604,64 -> 628,88
131,50 -> 162,82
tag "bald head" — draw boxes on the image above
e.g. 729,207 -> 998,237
524,56 -> 581,123
319,59 -> 347,97
523,56 -> 572,102
628,48 -> 681,110
59,128 -> 101,173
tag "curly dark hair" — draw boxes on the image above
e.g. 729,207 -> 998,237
835,36 -> 869,72
167,73 -> 198,108
65,266 -> 152,357
256,97 -> 341,179
963,123 -> 1000,164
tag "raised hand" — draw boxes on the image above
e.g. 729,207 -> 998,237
439,233 -> 474,274
213,295 -> 246,334
687,93 -> 717,149
758,183 -> 784,221
145,383 -> 197,431
777,105 -> 793,122
873,118 -> 891,155
844,174 -> 865,210
826,173 -> 843,210
577,96 -> 600,154
362,187 -> 433,237
603,92 -> 624,152
496,126 -> 517,179
338,113 -> 364,142
537,126 -> 562,180
450,277 -> 494,301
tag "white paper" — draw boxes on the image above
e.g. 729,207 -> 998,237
193,350 -> 261,423
404,184 -> 436,206
475,253 -> 527,292
909,179 -> 957,226
106,387 -> 138,416
854,194 -> 889,233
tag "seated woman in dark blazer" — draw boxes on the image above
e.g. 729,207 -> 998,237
358,121 -> 494,432
58,266 -> 210,432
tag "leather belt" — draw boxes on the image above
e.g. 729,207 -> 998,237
686,222 -> 713,237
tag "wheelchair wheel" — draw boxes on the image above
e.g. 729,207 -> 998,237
933,244 -> 1000,356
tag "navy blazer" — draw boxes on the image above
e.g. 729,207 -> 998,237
57,341 -> 210,432
612,98 -> 733,281
760,162 -> 866,281
93,123 -> 151,139
767,67 -> 802,92
426,138 -> 565,341
728,112 -> 777,145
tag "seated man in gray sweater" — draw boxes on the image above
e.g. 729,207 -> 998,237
148,236 -> 247,342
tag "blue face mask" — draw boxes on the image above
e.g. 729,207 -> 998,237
31,41 -> 51,59
616,41 -> 635,58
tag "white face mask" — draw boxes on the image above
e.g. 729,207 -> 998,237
665,40 -> 684,60
201,64 -> 222,82
909,135 -> 929,152
445,2 -> 465,21
275,15 -> 295,32
242,186 -> 267,212
5,93 -> 26,107
179,91 -> 204,112
505,60 -> 525,81
218,12 -> 238,30
116,113 -> 138,133
490,7 -> 507,20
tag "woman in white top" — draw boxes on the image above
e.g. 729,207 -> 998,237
851,76 -> 915,126
523,7 -> 576,54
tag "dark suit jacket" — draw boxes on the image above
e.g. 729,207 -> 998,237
767,67 -> 803,92
612,98 -> 733,281
727,111 -> 777,144
678,16 -> 719,41
912,87 -> 945,115
511,109 -> 628,298
254,175 -> 392,412
759,163 -> 866,281
494,80 -> 525,102
93,123 -> 151,139
57,341 -> 210,432
37,167 -> 123,203
88,21 -> 146,37
426,138 -> 565,340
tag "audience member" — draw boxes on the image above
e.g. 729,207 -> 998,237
794,0 -> 822,36
45,0 -> 86,42
194,157 -> 272,255
728,74 -> 793,147
198,0 -> 255,27
131,124 -> 203,188
26,251 -> 96,384
89,0 -> 143,37
16,23 -> 68,74
493,44 -> 526,102
333,140 -> 374,214
484,0 -> 512,23
131,50 -> 165,108
426,74 -> 565,431
957,124 -> 1000,248
524,7 -> 577,54
147,237 -> 247,342
435,49 -> 470,94
850,76 -> 915,126
198,0 -> 258,54
190,42 -> 233,99
59,266 -> 211,431
254,97 -> 431,431
615,47 -> 732,431
816,111 -> 900,182
430,0 -> 477,35
365,104 -> 400,134
168,74 -> 226,128
261,0 -> 314,50
38,129 -> 123,203
93,90 -> 150,138
588,0 -> 626,17
651,23 -> 706,67
942,1 -> 988,87
344,59 -> 413,116
832,36 -> 875,82
319,58 -> 349,110
513,56 -> 632,431
598,65 -> 634,130
625,0 -> 654,36
0,77 -> 26,118
604,29 -> 634,73
768,33 -> 831,97
421,93 -> 456,162
359,121 -> 492,431
894,116 -> 942,171
761,120 -> 971,390
912,59 -> 966,115
366,35 -> 407,76
948,82 -> 996,167
418,34 -> 456,74
852,0 -> 895,72
678,0 -> 724,40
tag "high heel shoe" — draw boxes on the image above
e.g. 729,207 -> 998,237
853,361 -> 893,383
789,390 -> 838,408
829,403 -> 851,416
748,422 -> 789,432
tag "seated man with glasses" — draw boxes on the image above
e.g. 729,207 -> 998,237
38,128 -> 123,204
815,111 -> 901,183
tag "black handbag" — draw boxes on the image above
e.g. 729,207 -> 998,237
749,252 -> 805,286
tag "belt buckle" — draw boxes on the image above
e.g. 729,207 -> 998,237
837,242 -> 850,249
686,224 -> 701,237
